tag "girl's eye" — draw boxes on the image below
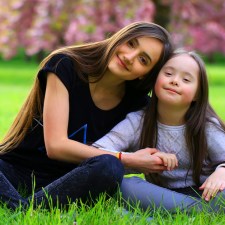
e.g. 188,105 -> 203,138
183,78 -> 190,82
165,72 -> 172,76
139,56 -> 147,65
127,40 -> 135,48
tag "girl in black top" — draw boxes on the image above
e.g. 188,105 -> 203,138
0,21 -> 173,209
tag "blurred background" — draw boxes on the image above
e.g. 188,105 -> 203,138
0,0 -> 225,138
0,0 -> 224,61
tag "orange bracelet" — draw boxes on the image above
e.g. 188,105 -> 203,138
119,152 -> 122,160
116,152 -> 122,160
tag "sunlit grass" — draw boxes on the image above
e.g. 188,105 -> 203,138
0,59 -> 37,138
207,64 -> 225,85
1,193 -> 225,225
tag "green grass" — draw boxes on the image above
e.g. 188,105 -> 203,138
0,58 -> 225,224
0,195 -> 154,225
206,64 -> 225,120
1,194 -> 225,224
0,59 -> 38,138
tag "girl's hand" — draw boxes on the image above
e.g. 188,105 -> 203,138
199,167 -> 225,201
123,148 -> 167,174
153,152 -> 178,171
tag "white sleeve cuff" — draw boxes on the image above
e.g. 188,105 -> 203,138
93,146 -> 132,154
216,163 -> 225,169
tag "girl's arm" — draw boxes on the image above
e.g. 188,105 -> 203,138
93,110 -> 143,152
43,73 -> 111,163
199,118 -> 225,201
93,109 -> 167,173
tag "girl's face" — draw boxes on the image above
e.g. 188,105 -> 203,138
155,54 -> 199,108
108,37 -> 163,81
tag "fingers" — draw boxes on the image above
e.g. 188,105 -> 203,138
167,155 -> 178,170
201,183 -> 222,201
200,169 -> 225,201
160,154 -> 178,170
220,183 -> 225,191
202,189 -> 219,201
152,164 -> 167,172
144,165 -> 167,174
199,183 -> 205,190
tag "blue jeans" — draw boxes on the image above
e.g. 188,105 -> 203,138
121,177 -> 225,213
0,154 -> 124,210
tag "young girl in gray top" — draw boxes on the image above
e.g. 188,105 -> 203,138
93,50 -> 225,212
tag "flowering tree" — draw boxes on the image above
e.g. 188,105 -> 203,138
0,0 -> 154,59
166,0 -> 225,55
0,0 -> 224,59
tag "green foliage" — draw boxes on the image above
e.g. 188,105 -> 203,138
203,53 -> 225,65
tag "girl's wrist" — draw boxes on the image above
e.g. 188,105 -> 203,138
119,152 -> 134,167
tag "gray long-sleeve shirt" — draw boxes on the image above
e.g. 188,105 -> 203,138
93,110 -> 225,188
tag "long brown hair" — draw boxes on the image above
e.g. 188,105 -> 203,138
0,21 -> 173,153
140,50 -> 225,186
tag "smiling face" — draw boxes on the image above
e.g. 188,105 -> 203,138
107,37 -> 163,81
154,54 -> 200,108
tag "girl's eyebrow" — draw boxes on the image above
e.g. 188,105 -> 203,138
135,38 -> 152,62
163,66 -> 174,70
164,65 -> 195,78
184,72 -> 195,79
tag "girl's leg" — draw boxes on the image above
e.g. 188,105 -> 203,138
31,154 -> 124,208
0,160 -> 28,210
121,177 -> 202,212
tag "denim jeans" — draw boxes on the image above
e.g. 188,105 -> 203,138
0,154 -> 124,210
121,176 -> 225,213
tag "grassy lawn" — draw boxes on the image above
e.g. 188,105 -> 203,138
0,58 -> 225,224
0,59 -> 38,138
0,59 -> 224,139
207,64 -> 225,119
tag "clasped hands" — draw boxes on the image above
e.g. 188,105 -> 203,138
132,147 -> 177,174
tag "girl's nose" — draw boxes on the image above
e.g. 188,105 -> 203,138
124,51 -> 137,65
171,80 -> 178,85
171,77 -> 179,86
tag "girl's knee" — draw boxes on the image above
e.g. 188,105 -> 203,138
81,154 -> 124,185
96,154 -> 124,183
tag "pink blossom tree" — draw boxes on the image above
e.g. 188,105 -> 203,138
166,0 -> 225,55
0,0 -> 224,59
0,0 -> 154,59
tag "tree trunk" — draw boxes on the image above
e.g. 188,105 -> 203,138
154,0 -> 171,28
